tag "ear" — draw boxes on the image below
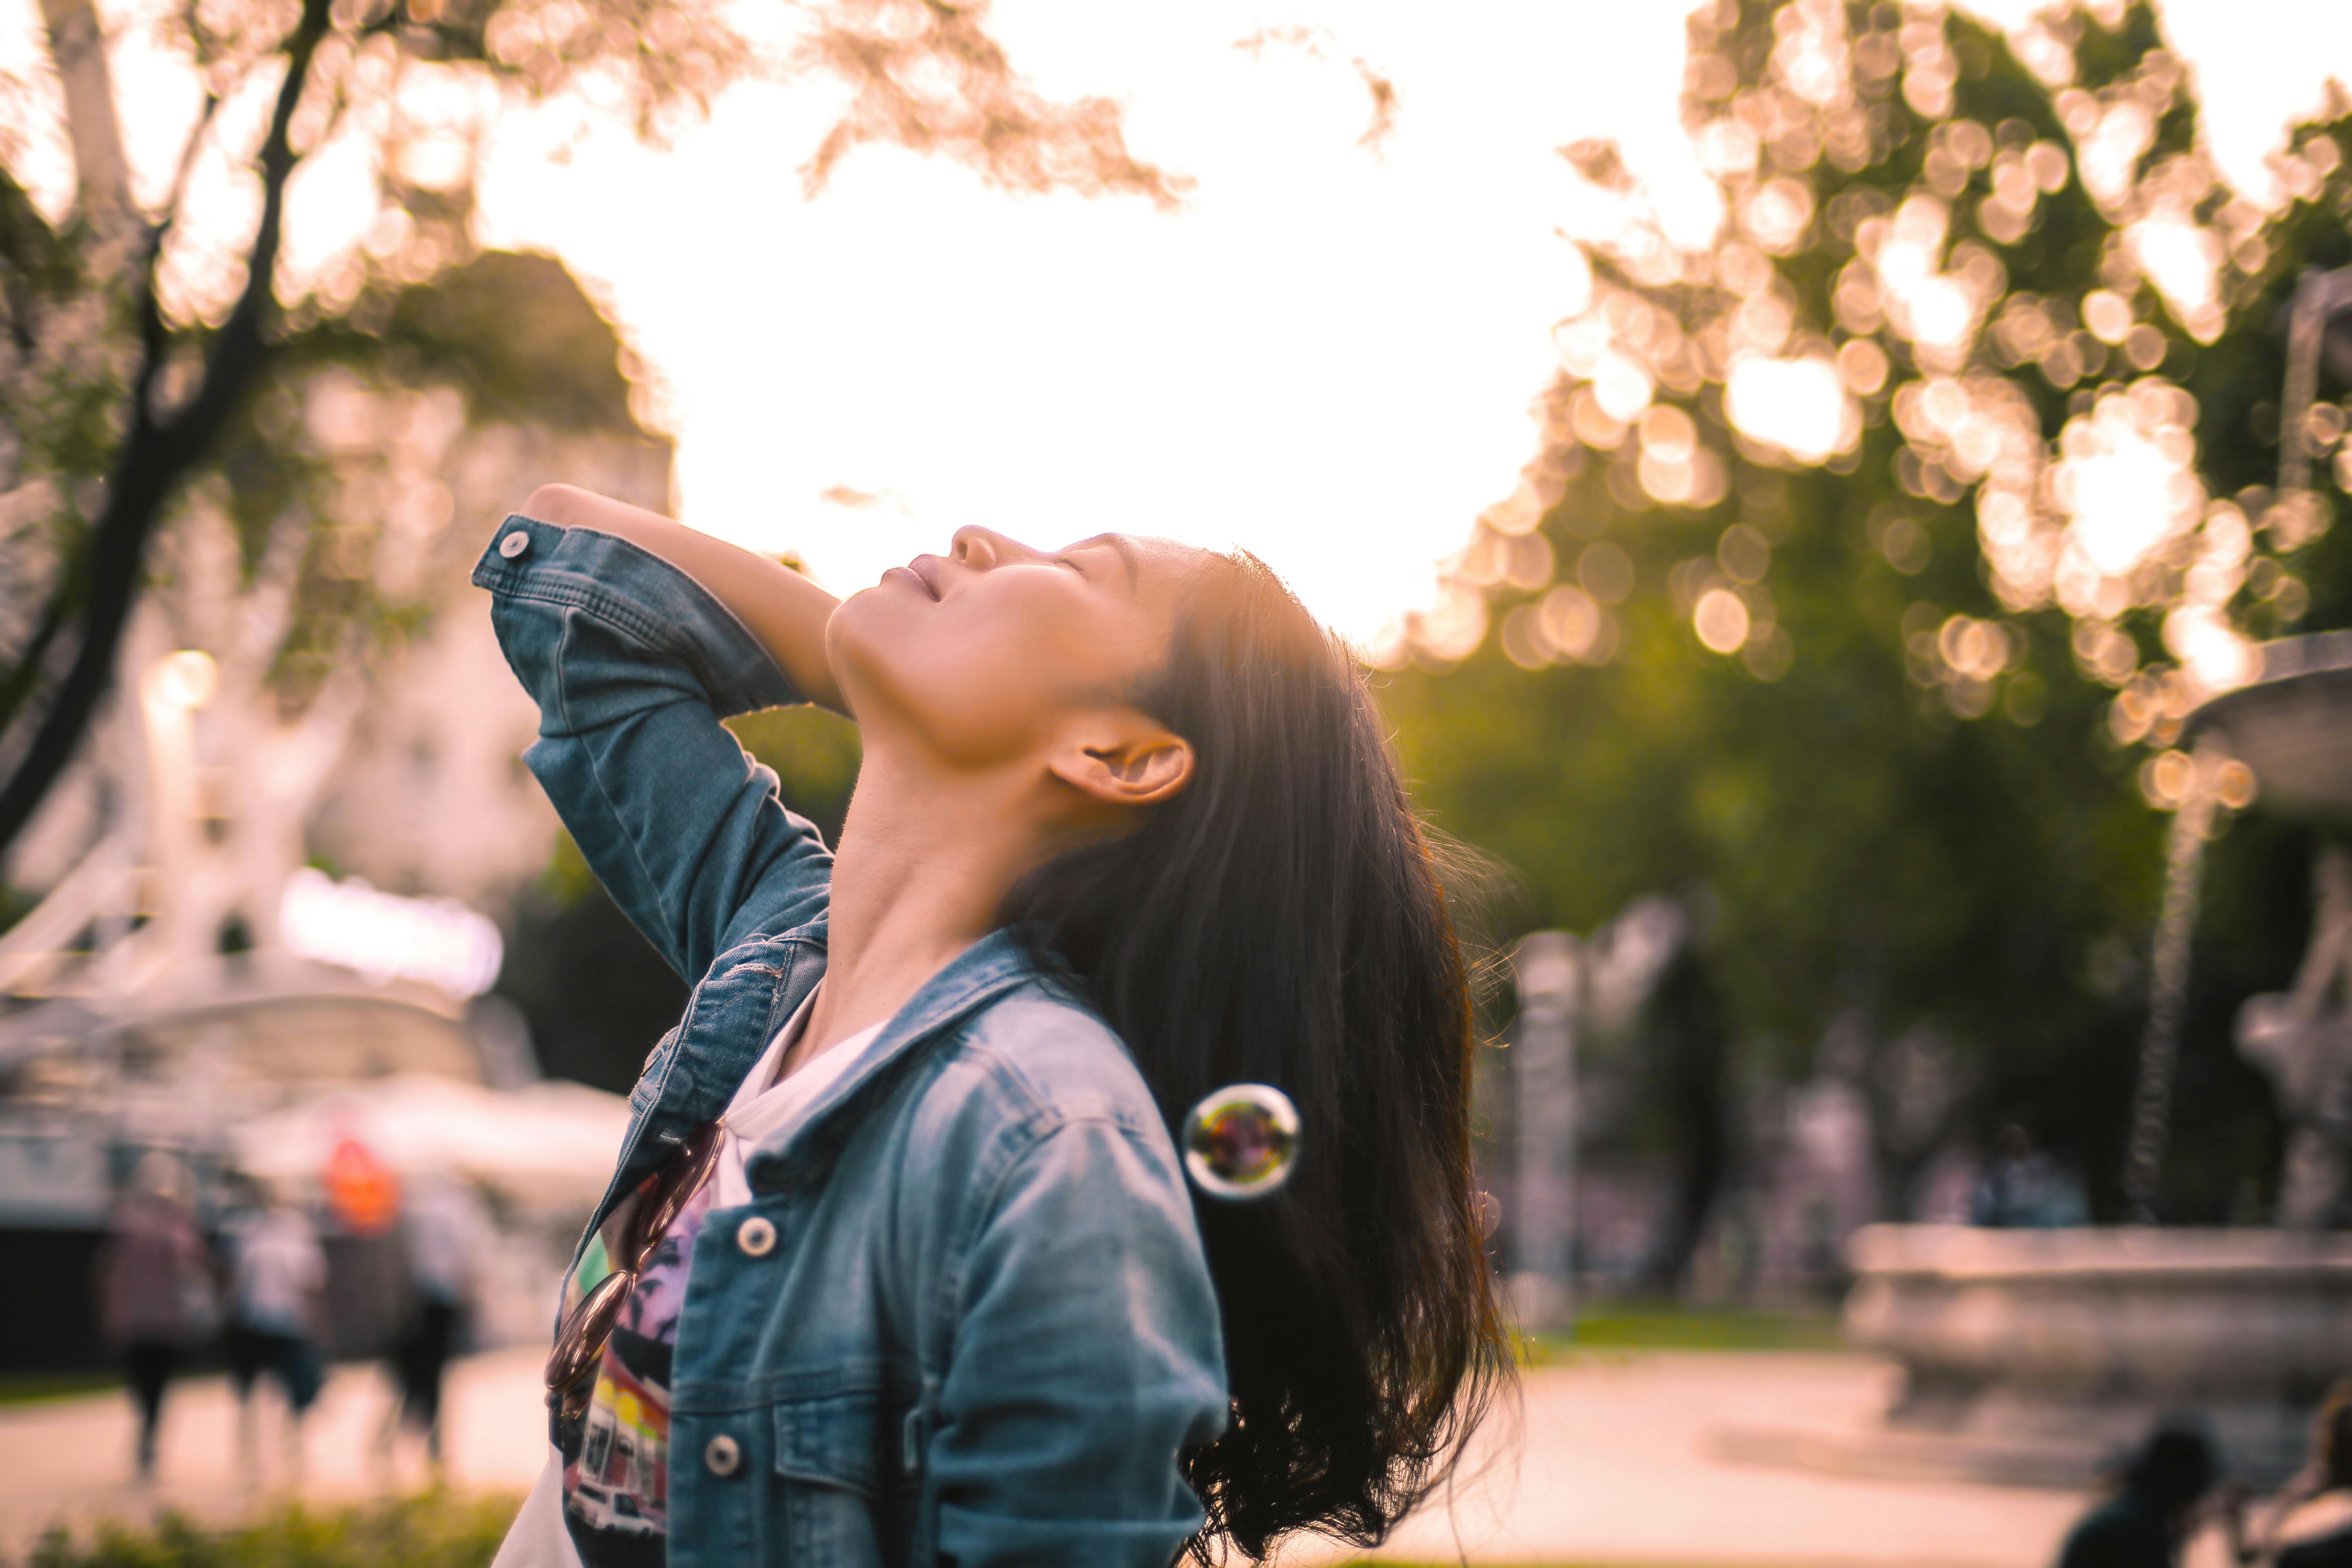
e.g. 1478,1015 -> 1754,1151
1047,719 -> 1195,809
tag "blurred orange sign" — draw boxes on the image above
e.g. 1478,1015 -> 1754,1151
324,1136 -> 401,1234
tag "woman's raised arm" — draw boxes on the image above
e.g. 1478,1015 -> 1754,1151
522,484 -> 846,714
475,502 -> 837,977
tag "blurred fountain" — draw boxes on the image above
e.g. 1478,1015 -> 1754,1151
1721,266 -> 2352,1490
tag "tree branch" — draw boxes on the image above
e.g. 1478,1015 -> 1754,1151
0,0 -> 333,859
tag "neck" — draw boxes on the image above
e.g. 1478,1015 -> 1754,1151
802,746 -> 1047,1060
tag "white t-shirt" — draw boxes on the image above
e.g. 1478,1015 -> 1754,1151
222,1206 -> 325,1336
493,986 -> 881,1568
713,986 -> 881,1207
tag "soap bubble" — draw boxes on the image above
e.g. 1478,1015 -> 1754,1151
1182,1084 -> 1300,1200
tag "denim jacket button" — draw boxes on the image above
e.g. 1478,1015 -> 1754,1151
736,1216 -> 777,1257
705,1434 -> 742,1477
499,530 -> 531,559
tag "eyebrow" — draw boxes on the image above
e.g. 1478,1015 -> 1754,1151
1071,533 -> 1140,590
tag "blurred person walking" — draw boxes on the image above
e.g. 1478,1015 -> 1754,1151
477,492 -> 1506,1568
94,1149 -> 216,1481
384,1171 -> 489,1473
218,1180 -> 327,1483
2058,1420 -> 2225,1568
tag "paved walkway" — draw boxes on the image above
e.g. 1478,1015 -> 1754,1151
1339,1352 -> 2089,1568
0,1347 -> 549,1557
1,1349 -> 2105,1566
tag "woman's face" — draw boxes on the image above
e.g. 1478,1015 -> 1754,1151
829,526 -> 1207,769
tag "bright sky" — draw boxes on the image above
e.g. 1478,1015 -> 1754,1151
12,0 -> 2352,644
470,0 -> 1679,644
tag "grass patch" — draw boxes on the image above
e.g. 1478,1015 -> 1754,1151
22,1492 -> 521,1568
0,1373 -> 120,1409
1523,1299 -> 1845,1362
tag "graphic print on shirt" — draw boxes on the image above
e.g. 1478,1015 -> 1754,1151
557,1176 -> 717,1568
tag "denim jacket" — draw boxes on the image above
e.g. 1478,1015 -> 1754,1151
473,517 -> 1228,1568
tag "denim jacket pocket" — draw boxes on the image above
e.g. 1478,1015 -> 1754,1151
772,1389 -> 886,1499
771,1390 -> 904,1567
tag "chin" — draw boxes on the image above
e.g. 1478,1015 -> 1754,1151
827,588 -> 939,722
827,585 -> 891,673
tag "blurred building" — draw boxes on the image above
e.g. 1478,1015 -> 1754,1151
0,252 -> 665,1370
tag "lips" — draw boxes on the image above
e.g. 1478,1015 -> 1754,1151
908,556 -> 943,601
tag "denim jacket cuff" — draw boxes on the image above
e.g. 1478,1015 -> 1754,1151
471,514 -> 803,717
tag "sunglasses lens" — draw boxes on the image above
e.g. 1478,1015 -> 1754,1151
628,1124 -> 723,1262
546,1120 -> 724,1402
546,1268 -> 631,1393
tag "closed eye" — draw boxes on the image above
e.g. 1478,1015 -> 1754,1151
1067,534 -> 1139,590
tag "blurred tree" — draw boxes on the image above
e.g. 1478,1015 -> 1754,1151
0,0 -> 744,858
0,0 -> 1174,860
0,243 -> 675,1001
197,247 -> 669,713
497,831 -> 689,1092
1383,0 -> 2352,1234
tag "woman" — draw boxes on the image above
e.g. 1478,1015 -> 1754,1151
482,486 -> 1505,1568
95,1149 -> 215,1481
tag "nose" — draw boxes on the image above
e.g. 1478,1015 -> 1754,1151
949,526 -> 1044,571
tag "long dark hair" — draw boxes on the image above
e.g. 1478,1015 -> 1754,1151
1000,552 -> 1509,1560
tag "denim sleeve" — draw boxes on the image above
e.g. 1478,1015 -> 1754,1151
930,1117 -> 1229,1568
471,515 -> 832,978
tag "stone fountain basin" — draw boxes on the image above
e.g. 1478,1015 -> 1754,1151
2187,630 -> 2352,819
1820,1224 -> 2352,1485
1713,1226 -> 2352,1488
1845,1224 -> 2352,1399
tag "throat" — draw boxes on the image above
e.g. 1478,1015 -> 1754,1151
809,760 -> 1040,1055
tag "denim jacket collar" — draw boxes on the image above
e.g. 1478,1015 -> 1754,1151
735,927 -> 1053,1196
591,923 -> 1059,1250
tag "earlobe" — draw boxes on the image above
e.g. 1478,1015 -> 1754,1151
1049,730 -> 1195,808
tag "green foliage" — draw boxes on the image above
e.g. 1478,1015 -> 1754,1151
1532,1301 -> 1845,1357
0,881 -> 41,939
0,0 -> 763,851
202,250 -> 661,707
726,704 -> 864,847
289,253 -> 652,438
21,1494 -> 518,1568
0,1371 -> 118,1407
1386,0 -> 2352,1219
497,856 -> 688,1092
